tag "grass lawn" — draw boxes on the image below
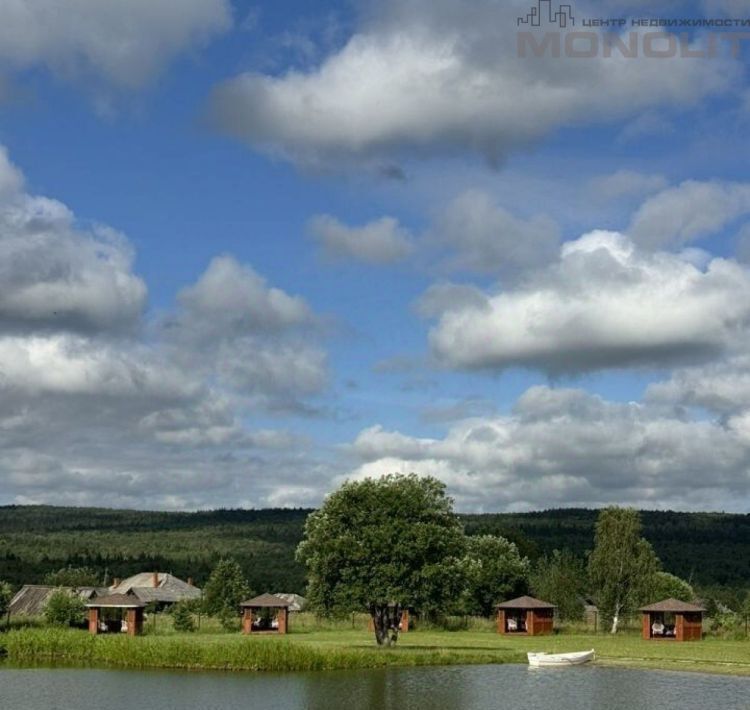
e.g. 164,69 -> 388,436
3,621 -> 750,676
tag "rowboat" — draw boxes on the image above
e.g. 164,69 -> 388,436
527,649 -> 595,667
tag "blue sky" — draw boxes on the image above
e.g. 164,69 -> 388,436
1,0 -> 750,512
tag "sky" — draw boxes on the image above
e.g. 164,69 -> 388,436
1,0 -> 750,512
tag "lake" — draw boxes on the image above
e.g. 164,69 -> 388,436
1,664 -> 749,710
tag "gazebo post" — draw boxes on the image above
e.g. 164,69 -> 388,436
278,607 -> 288,634
242,608 -> 253,635
88,607 -> 99,635
642,612 -> 651,639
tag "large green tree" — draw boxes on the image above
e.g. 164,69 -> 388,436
296,474 -> 466,646
530,549 -> 586,622
462,535 -> 529,617
588,507 -> 660,633
203,559 -> 251,617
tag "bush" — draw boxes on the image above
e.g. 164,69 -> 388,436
171,603 -> 196,633
218,605 -> 240,632
44,590 -> 86,627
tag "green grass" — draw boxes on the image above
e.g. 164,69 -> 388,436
2,623 -> 749,676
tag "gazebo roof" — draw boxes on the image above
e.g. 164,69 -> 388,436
241,593 -> 291,608
86,594 -> 146,609
640,598 -> 705,613
496,595 -> 555,610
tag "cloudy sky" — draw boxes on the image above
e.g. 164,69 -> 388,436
1,0 -> 750,512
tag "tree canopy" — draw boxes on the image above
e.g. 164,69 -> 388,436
296,474 -> 466,645
530,549 -> 586,621
588,507 -> 660,633
651,571 -> 695,603
461,535 -> 529,617
202,558 -> 251,617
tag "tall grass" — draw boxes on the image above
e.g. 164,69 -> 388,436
1,628 -> 520,672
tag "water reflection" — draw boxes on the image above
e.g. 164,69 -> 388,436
0,664 -> 748,710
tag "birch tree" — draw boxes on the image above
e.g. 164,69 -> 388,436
588,507 -> 659,633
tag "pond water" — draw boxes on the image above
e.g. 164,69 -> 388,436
1,664 -> 748,710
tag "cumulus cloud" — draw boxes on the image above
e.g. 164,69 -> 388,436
629,180 -> 750,249
0,149 -> 146,334
165,255 -> 328,408
0,145 -> 334,509
0,0 -> 232,89
348,385 -> 750,512
427,230 -> 750,374
210,0 -> 733,167
309,215 -> 413,264
431,190 -> 560,275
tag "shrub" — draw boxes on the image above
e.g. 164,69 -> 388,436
44,590 -> 86,627
171,603 -> 196,633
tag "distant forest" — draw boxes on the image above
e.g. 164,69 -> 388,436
1,506 -> 748,595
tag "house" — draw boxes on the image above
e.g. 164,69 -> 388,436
8,585 -> 107,617
108,572 -> 201,608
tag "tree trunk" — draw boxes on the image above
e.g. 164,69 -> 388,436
370,604 -> 402,646
610,603 -> 621,634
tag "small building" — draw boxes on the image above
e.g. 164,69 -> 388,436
86,593 -> 146,636
109,572 -> 201,608
496,596 -> 555,636
241,593 -> 290,634
640,598 -> 704,641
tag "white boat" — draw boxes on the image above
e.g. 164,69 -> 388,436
527,649 -> 595,667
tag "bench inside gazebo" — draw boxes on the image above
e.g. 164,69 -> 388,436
241,593 -> 291,634
86,593 -> 145,636
496,596 -> 555,636
640,598 -> 704,641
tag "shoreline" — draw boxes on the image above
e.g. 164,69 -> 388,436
2,628 -> 749,678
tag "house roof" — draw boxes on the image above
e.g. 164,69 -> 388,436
86,593 -> 145,609
640,598 -> 705,613
496,595 -> 556,610
273,593 -> 307,612
9,585 -> 108,616
109,572 -> 201,604
241,593 -> 291,608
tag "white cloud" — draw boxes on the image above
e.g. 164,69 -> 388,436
348,385 -> 750,512
629,180 -> 750,249
428,230 -> 750,374
166,255 -> 328,407
0,0 -> 232,89
431,190 -> 560,275
210,1 -> 733,167
0,149 -> 146,334
0,145 -> 334,510
309,214 -> 413,264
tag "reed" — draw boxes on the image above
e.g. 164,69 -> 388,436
1,628 -> 520,672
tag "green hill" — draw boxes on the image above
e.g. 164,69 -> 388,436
1,505 -> 748,594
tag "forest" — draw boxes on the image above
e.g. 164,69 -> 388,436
1,505 -> 748,598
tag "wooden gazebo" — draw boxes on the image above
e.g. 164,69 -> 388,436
86,593 -> 145,636
241,593 -> 290,634
640,598 -> 704,641
496,596 -> 555,636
